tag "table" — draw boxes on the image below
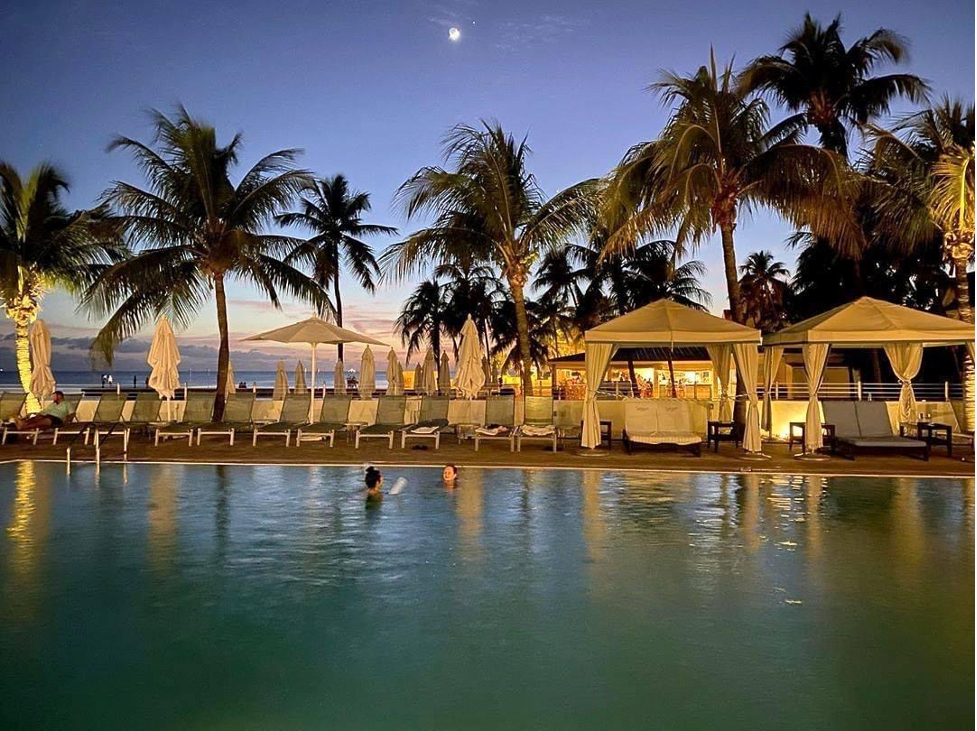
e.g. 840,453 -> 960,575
788,422 -> 836,454
707,421 -> 740,452
900,421 -> 953,457
580,419 -> 612,448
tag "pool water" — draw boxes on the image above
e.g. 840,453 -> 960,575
0,463 -> 973,729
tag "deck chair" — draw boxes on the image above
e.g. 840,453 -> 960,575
0,391 -> 28,444
195,393 -> 256,445
400,395 -> 451,448
155,391 -> 215,446
295,395 -> 352,446
474,395 -> 516,452
252,393 -> 311,446
516,395 -> 558,452
86,393 -> 134,449
125,392 -> 165,436
355,395 -> 407,449
823,401 -> 929,460
3,393 -> 83,445
53,393 -> 126,445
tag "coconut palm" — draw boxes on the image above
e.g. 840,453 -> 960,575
278,174 -> 396,361
395,278 -> 449,363
740,13 -> 929,157
738,251 -> 790,332
603,53 -> 856,324
0,163 -> 124,410
383,121 -> 595,392
82,108 -> 327,419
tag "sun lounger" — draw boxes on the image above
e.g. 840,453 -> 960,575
516,395 -> 558,452
400,395 -> 451,448
823,401 -> 928,460
3,393 -> 83,445
53,393 -> 127,445
294,395 -> 353,446
0,391 -> 29,444
474,395 -> 516,452
622,399 -> 702,456
195,393 -> 256,445
125,392 -> 165,436
155,391 -> 215,446
355,395 -> 407,449
252,393 -> 311,446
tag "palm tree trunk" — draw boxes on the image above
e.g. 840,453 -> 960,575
952,251 -> 974,325
213,273 -> 231,422
718,221 -> 747,429
507,269 -> 534,395
952,248 -> 974,431
13,314 -> 40,413
667,354 -> 677,399
333,256 -> 344,363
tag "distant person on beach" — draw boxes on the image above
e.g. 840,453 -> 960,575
133,376 -> 138,388
101,374 -> 107,387
12,391 -> 75,431
364,466 -> 384,504
107,374 -> 114,385
443,464 -> 458,488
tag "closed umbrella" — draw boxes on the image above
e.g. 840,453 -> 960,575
147,315 -> 181,420
482,356 -> 492,384
224,360 -> 236,397
334,359 -> 346,395
421,348 -> 437,395
386,349 -> 403,395
413,364 -> 423,394
438,351 -> 451,394
359,346 -> 376,398
28,319 -> 56,405
273,359 -> 289,399
294,361 -> 307,393
455,316 -> 486,399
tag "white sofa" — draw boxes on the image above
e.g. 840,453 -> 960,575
622,399 -> 705,456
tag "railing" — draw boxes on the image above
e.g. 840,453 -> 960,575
557,382 -> 964,402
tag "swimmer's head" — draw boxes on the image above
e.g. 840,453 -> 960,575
365,466 -> 383,488
442,464 -> 458,482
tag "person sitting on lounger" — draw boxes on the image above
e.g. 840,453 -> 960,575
364,466 -> 384,504
13,391 -> 75,431
442,464 -> 458,488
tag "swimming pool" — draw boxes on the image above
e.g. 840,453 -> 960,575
1,462 -> 973,729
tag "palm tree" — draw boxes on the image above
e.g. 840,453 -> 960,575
383,121 -> 595,392
395,278 -> 449,363
437,258 -> 499,358
603,53 -> 855,325
278,174 -> 396,361
740,13 -> 928,157
0,163 -> 124,411
82,108 -> 327,419
738,251 -> 790,332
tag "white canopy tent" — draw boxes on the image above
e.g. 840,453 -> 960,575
764,297 -> 976,452
582,300 -> 762,450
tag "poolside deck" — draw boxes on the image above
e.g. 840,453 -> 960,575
1,434 -> 972,478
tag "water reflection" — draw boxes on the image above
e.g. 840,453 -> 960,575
6,461 -> 51,583
147,464 -> 179,573
455,468 -> 484,563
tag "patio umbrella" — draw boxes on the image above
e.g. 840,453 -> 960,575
294,361 -> 307,393
386,349 -> 403,395
438,351 -> 451,394
482,356 -> 492,384
273,359 -> 289,399
421,348 -> 437,395
359,346 -> 376,398
413,363 -> 423,394
243,316 -> 386,418
224,360 -> 236,396
334,359 -> 346,394
147,315 -> 180,420
28,319 -> 56,403
455,316 -> 486,399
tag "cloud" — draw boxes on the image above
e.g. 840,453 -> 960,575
496,14 -> 585,51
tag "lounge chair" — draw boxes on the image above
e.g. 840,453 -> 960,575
53,393 -> 127,446
473,395 -> 516,452
155,391 -> 215,446
125,392 -> 165,436
295,395 -> 353,446
822,401 -> 928,460
86,393 -> 134,449
400,395 -> 451,449
252,393 -> 311,447
355,395 -> 407,449
3,393 -> 83,445
195,393 -> 256,445
0,391 -> 28,444
622,399 -> 702,456
516,395 -> 558,452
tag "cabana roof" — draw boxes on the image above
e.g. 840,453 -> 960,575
584,300 -> 760,346
764,297 -> 975,348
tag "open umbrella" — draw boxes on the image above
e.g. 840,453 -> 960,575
28,319 -> 56,405
386,349 -> 403,395
421,348 -> 437,395
273,359 -> 289,399
334,359 -> 346,395
359,346 -> 376,398
455,316 -> 486,399
147,315 -> 180,420
438,351 -> 451,394
224,360 -> 236,396
294,361 -> 307,393
244,316 -> 385,419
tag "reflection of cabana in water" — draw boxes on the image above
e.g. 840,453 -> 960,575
582,300 -> 762,451
764,297 -> 976,454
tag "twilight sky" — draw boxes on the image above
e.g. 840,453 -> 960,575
1,0 -> 973,371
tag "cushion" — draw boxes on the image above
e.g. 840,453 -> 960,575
823,401 -> 859,438
629,431 -> 702,446
855,402 -> 893,437
839,436 -> 926,449
625,401 -> 659,434
521,425 -> 555,437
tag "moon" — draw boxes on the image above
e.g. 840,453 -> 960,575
448,27 -> 461,42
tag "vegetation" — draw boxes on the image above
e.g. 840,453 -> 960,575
738,251 -> 790,332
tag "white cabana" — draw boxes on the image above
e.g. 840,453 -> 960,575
386,349 -> 403,395
273,359 -> 289,399
294,361 -> 307,393
359,346 -> 376,398
764,297 -> 977,452
582,300 -> 762,450
455,316 -> 486,399
438,351 -> 451,394
147,315 -> 181,420
28,319 -> 56,404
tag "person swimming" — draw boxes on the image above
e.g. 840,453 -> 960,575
364,466 -> 384,503
442,464 -> 458,488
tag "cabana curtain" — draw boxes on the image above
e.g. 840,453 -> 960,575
582,343 -> 617,448
706,344 -> 733,421
802,344 -> 830,453
883,344 -> 923,425
762,346 -> 783,432
732,343 -> 761,453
